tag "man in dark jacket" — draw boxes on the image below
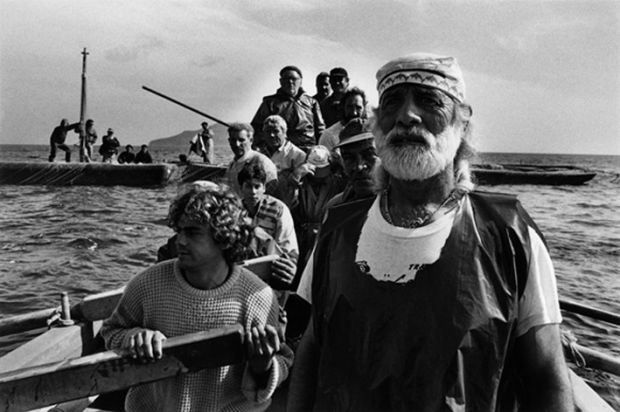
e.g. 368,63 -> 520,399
288,53 -> 573,412
48,118 -> 80,162
251,65 -> 325,152
319,67 -> 350,128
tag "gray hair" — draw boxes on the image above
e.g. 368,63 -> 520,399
228,122 -> 254,137
262,115 -> 288,134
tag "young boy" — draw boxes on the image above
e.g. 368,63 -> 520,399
238,159 -> 298,290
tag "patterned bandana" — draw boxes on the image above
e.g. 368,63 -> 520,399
376,52 -> 465,102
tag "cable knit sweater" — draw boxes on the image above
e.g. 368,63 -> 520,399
100,260 -> 293,412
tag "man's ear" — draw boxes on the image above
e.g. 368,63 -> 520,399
457,103 -> 472,133
458,103 -> 473,120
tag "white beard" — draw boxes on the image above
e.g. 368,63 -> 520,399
374,123 -> 461,181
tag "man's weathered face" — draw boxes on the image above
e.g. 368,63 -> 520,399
175,216 -> 223,272
343,94 -> 365,122
280,70 -> 302,97
341,139 -> 378,196
316,76 -> 331,96
375,83 -> 462,181
264,124 -> 287,151
330,75 -> 349,94
228,130 -> 252,159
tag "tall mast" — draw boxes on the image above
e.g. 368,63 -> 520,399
79,48 -> 88,162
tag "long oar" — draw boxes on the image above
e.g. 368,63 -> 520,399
142,85 -> 230,128
559,299 -> 620,326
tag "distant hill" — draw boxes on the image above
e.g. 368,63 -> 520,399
149,123 -> 228,148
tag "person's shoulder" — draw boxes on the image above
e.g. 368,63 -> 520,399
321,93 -> 340,105
288,141 -> 306,156
250,151 -> 269,162
299,92 -> 317,103
263,193 -> 287,209
322,196 -> 375,233
236,266 -> 274,296
469,189 -> 518,202
127,260 -> 176,290
252,151 -> 277,169
262,92 -> 280,102
468,189 -> 525,217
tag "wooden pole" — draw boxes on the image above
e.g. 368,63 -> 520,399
560,299 -> 620,326
142,85 -> 231,127
78,48 -> 88,162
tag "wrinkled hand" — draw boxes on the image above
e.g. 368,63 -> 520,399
246,324 -> 281,375
272,256 -> 296,286
123,328 -> 167,362
294,163 -> 316,181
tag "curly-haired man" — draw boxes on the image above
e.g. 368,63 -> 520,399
101,183 -> 293,411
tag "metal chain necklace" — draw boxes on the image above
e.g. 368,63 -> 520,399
380,188 -> 464,228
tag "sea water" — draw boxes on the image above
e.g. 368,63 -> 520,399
0,145 -> 618,406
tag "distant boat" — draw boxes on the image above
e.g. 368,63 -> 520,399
0,161 -> 598,187
472,163 -> 597,185
0,161 -> 226,187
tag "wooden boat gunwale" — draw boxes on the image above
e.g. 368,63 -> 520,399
1,279 -> 618,411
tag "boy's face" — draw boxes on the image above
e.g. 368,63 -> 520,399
175,216 -> 223,271
240,178 -> 266,208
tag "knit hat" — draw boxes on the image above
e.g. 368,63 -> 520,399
376,53 -> 465,102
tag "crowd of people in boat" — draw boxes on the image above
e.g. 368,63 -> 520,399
48,119 -> 153,164
98,53 -> 574,411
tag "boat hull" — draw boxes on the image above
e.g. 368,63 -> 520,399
472,164 -> 596,185
0,162 -> 227,187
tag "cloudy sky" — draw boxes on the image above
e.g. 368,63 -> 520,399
1,0 -> 618,154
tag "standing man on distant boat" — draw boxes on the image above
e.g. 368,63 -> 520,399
188,121 -> 214,164
288,53 -> 573,411
251,65 -> 325,152
99,128 -> 121,163
82,119 -> 98,162
48,118 -> 80,162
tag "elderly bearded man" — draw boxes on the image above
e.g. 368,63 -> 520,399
287,53 -> 573,411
